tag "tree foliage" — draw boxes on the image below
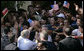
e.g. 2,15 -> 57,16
1,1 -> 25,11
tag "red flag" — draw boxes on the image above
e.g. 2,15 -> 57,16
2,8 -> 8,15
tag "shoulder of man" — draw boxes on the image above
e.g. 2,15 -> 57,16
4,43 -> 17,50
59,37 -> 68,43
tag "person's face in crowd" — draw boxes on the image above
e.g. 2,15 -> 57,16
41,26 -> 51,35
35,5 -> 40,11
76,14 -> 80,18
8,28 -> 13,39
79,26 -> 83,33
23,11 -> 27,16
5,22 -> 11,27
29,6 -> 34,12
19,17 -> 24,23
78,8 -> 83,15
13,16 -> 16,21
37,42 -> 45,50
48,9 -> 53,16
42,26 -> 48,31
1,24 -> 5,28
14,21 -> 18,29
50,18 -> 55,25
57,18 -> 63,23
40,19 -> 46,25
42,10 -> 46,15
1,17 -> 4,24
76,19 -> 81,26
8,14 -> 12,21
64,20 -> 69,25
11,12 -> 15,16
55,35 -> 60,42
48,17 -> 51,22
71,17 -> 76,21
23,25 -> 28,30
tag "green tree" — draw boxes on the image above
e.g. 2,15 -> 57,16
1,1 -> 25,11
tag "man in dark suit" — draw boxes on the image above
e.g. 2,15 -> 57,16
59,27 -> 82,50
39,30 -> 57,50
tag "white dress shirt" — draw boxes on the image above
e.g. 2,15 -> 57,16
72,29 -> 83,46
48,35 -> 52,42
17,36 -> 37,50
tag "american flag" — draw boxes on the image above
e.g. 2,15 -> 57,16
63,1 -> 70,9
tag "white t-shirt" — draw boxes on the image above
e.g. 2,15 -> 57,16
48,35 -> 52,42
17,36 -> 37,50
72,29 -> 83,46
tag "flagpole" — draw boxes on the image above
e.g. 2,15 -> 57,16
54,1 -> 56,5
82,1 -> 83,9
15,1 -> 18,11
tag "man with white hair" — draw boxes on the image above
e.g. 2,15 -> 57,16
17,29 -> 37,50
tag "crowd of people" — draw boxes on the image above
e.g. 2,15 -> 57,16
1,1 -> 83,50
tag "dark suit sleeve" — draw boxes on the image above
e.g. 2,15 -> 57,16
58,42 -> 67,50
75,39 -> 83,50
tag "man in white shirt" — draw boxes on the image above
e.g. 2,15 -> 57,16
17,29 -> 37,50
72,24 -> 83,46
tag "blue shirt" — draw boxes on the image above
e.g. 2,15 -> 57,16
17,36 -> 37,50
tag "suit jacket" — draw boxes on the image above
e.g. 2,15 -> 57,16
59,37 -> 82,50
42,41 -> 57,50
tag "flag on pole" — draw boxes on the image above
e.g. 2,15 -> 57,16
54,1 -> 56,5
2,8 -> 8,15
53,1 -> 59,11
15,1 -> 18,11
50,1 -> 56,9
82,1 -> 83,9
51,5 -> 54,8
2,8 -> 8,18
63,1 -> 70,9
53,4 -> 59,10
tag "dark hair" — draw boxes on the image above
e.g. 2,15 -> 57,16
22,21 -> 30,27
4,27 -> 10,34
44,34 -> 48,40
10,35 -> 15,43
58,34 -> 66,39
42,17 -> 48,21
40,41 -> 57,50
28,5 -> 33,8
79,23 -> 83,28
64,27 -> 72,36
50,16 -> 57,21
27,5 -> 33,11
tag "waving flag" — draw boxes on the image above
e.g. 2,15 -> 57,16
53,4 -> 59,10
2,8 -> 8,18
51,5 -> 54,8
2,8 -> 8,15
63,1 -> 70,9
50,1 -> 59,11
28,18 -> 33,24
